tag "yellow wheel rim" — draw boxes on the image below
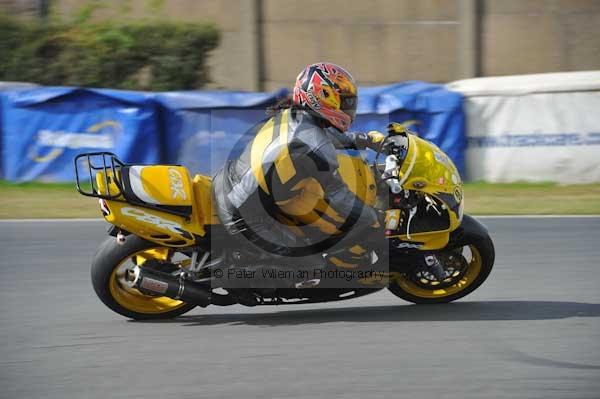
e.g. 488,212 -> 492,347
393,245 -> 483,299
109,247 -> 187,314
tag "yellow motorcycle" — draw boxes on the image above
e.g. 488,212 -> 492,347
75,123 -> 494,319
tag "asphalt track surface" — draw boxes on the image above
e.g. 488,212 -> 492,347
1,217 -> 599,399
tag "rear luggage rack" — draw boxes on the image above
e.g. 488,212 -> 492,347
74,152 -> 125,199
74,152 -> 193,219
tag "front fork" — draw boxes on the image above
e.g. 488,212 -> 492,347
388,246 -> 447,281
423,253 -> 447,280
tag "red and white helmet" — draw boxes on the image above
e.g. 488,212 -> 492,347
292,62 -> 358,132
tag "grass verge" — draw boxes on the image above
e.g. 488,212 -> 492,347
463,182 -> 600,215
0,181 -> 100,219
1,180 -> 600,219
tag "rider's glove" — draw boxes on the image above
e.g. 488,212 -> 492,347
348,130 -> 386,151
367,130 -> 386,146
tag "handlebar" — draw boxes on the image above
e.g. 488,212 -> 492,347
371,132 -> 409,188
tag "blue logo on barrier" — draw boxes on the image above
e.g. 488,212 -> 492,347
27,120 -> 123,163
468,133 -> 600,148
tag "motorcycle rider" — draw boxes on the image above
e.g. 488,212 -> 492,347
212,62 -> 389,292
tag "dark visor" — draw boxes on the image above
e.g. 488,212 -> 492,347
341,95 -> 357,121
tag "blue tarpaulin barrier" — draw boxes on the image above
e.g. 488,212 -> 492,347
157,82 -> 465,177
0,82 -> 465,182
155,89 -> 288,176
0,87 -> 161,182
351,81 -> 466,174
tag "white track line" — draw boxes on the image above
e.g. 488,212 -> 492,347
1,215 -> 599,223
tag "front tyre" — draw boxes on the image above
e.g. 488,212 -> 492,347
388,234 -> 495,304
91,235 -> 197,320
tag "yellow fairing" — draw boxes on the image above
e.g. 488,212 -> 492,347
95,169 -> 122,198
387,133 -> 464,249
130,165 -> 193,206
192,174 -> 221,226
337,152 -> 377,206
94,165 -> 193,207
96,168 -> 219,248
399,134 -> 463,217
102,202 -> 200,247
398,231 -> 451,251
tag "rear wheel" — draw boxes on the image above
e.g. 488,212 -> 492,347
91,235 -> 197,320
388,235 -> 494,304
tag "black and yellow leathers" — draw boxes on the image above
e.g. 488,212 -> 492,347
212,108 -> 382,259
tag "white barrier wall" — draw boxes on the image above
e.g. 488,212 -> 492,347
0,82 -> 38,91
448,71 -> 600,183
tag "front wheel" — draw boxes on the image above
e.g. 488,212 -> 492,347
91,235 -> 197,320
388,234 -> 495,304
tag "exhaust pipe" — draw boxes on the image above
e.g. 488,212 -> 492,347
126,266 -> 211,307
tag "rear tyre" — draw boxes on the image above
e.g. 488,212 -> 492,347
91,235 -> 197,320
387,234 -> 495,304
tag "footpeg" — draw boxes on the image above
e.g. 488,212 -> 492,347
116,230 -> 126,245
294,279 -> 321,289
